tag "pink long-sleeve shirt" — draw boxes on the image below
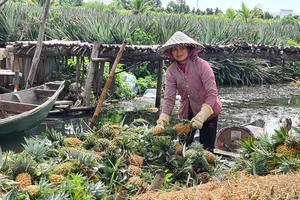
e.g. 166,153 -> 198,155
161,56 -> 222,120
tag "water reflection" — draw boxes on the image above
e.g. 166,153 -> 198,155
1,83 -> 300,152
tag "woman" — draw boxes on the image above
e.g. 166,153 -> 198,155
155,31 -> 222,151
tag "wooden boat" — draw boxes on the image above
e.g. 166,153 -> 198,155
0,81 -> 65,135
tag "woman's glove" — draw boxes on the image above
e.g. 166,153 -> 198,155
153,113 -> 170,133
191,104 -> 213,129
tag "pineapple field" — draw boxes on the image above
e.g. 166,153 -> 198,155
1,117 -> 300,199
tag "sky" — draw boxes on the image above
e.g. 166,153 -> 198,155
160,0 -> 300,14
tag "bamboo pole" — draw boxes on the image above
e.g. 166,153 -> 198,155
89,40 -> 127,129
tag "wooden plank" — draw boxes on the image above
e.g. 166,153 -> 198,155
34,89 -> 56,97
213,148 -> 240,158
0,69 -> 22,77
155,60 -> 163,108
49,106 -> 95,115
54,101 -> 73,110
54,100 -> 73,105
0,100 -> 38,113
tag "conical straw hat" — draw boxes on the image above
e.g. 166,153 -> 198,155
157,31 -> 204,56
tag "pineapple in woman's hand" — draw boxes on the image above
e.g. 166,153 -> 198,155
173,120 -> 192,137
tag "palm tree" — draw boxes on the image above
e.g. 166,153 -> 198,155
237,2 -> 261,23
130,0 -> 152,14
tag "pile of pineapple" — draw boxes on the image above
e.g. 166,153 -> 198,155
236,126 -> 300,175
0,118 -> 219,199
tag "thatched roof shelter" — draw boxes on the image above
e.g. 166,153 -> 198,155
6,40 -> 300,61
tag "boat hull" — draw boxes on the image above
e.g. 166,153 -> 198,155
0,81 -> 65,135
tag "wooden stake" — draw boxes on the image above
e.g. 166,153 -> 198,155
148,169 -> 165,191
89,40 -> 127,129
25,0 -> 51,89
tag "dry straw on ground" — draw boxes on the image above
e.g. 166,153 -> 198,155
134,170 -> 300,200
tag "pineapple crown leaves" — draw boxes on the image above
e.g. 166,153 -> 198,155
187,142 -> 204,152
114,135 -> 135,151
10,153 -> 37,179
58,173 -> 96,199
292,126 -> 300,136
150,136 -> 174,153
22,137 -> 52,162
85,180 -> 106,199
77,152 -> 101,168
256,134 -> 275,153
130,118 -> 150,127
187,152 -> 210,173
272,127 -> 290,146
82,135 -> 98,150
44,127 -> 65,146
274,157 -> 300,174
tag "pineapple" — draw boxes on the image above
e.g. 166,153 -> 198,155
276,144 -> 297,157
92,138 -> 112,152
127,176 -> 142,186
112,124 -> 122,134
128,165 -> 142,176
172,120 -> 192,136
15,173 -> 32,188
129,153 -> 143,167
152,126 -> 164,135
49,174 -> 65,184
24,185 -> 39,196
175,143 -> 183,155
96,124 -> 116,139
203,150 -> 216,164
285,135 -> 300,151
10,153 -> 36,188
64,137 -> 84,146
53,161 -> 75,175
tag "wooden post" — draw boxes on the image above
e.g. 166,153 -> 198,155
149,169 -> 165,191
82,41 -> 101,106
93,59 -> 100,96
25,0 -> 51,89
155,60 -> 164,108
13,55 -> 20,91
108,61 -> 115,96
0,0 -> 9,7
89,41 -> 127,129
97,61 -> 105,97
75,56 -> 80,96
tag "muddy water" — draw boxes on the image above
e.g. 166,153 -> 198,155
1,83 -> 300,152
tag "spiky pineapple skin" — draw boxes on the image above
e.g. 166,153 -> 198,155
130,153 -> 143,167
49,174 -> 65,184
53,161 -> 74,175
15,173 -> 32,188
128,165 -> 142,176
175,143 -> 183,155
173,120 -> 191,136
276,145 -> 297,157
152,126 -> 164,135
285,135 -> 300,151
24,185 -> 39,196
64,137 -> 84,146
203,150 -> 216,164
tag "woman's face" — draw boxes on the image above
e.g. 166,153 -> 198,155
171,46 -> 189,65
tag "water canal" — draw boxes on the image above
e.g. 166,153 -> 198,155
1,83 -> 300,152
